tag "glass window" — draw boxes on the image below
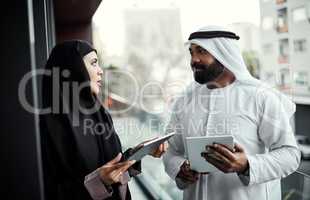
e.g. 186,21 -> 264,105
91,0 -> 310,198
277,8 -> 288,33
279,38 -> 289,63
294,71 -> 309,86
292,6 -> 307,23
294,39 -> 307,53
279,67 -> 290,87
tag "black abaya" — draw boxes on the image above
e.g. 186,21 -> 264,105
40,40 -> 133,200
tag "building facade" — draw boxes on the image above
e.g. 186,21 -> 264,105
260,0 -> 310,96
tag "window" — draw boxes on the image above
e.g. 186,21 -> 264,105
277,8 -> 288,33
279,68 -> 290,87
294,71 -> 308,86
292,6 -> 307,23
279,38 -> 289,63
294,39 -> 307,53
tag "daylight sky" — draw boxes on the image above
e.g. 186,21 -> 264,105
93,0 -> 261,56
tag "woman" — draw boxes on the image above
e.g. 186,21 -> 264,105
40,40 -> 166,200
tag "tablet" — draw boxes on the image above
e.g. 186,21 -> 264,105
185,135 -> 234,173
125,132 -> 176,161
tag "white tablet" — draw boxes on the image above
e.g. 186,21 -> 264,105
126,132 -> 176,161
185,135 -> 234,173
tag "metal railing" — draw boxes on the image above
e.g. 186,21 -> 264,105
282,170 -> 310,200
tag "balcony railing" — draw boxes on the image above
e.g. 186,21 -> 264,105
282,171 -> 310,200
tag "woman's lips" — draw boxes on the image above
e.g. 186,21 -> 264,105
97,80 -> 102,87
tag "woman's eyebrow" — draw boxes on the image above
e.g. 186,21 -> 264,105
91,58 -> 98,63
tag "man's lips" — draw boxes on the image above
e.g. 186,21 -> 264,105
192,64 -> 208,72
97,80 -> 102,87
192,67 -> 206,72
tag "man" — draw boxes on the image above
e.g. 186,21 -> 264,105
163,26 -> 300,200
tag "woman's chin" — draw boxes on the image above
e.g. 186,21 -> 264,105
90,88 -> 100,96
90,84 -> 101,95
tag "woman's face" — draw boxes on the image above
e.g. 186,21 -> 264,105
83,51 -> 103,95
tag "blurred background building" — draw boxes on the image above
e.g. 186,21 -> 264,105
227,22 -> 261,79
259,0 -> 310,96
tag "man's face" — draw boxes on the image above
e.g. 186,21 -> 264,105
189,44 -> 225,84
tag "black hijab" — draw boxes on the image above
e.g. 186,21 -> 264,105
41,40 -> 123,200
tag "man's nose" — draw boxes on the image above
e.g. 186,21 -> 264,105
191,54 -> 201,64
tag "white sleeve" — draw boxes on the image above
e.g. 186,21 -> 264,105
245,91 -> 301,186
246,147 -> 300,185
163,104 -> 186,181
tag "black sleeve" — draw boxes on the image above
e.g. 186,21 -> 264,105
40,118 -> 62,200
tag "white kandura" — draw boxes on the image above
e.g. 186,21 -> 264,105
163,25 -> 301,200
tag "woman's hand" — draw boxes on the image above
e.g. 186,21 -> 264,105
135,138 -> 169,158
134,137 -> 169,158
99,153 -> 136,186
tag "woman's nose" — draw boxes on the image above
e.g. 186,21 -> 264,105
97,67 -> 103,76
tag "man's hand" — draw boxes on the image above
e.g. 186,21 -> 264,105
135,137 -> 168,158
201,143 -> 248,173
176,160 -> 199,184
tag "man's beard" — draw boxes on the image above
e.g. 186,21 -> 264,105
191,59 -> 225,84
